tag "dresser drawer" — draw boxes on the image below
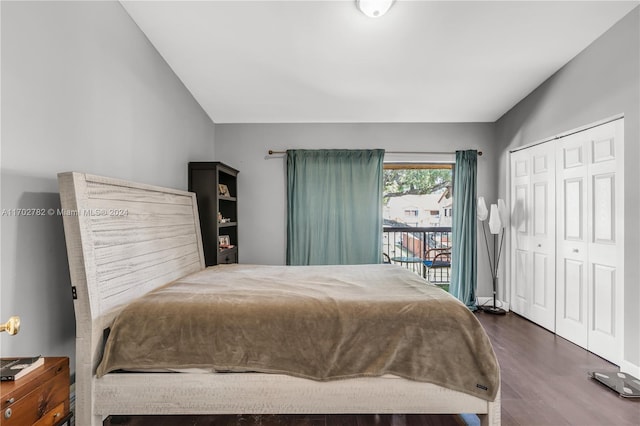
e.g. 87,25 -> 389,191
32,402 -> 65,426
217,248 -> 237,264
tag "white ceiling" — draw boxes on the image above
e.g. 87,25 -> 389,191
121,1 -> 638,124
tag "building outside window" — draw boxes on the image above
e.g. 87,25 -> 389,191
382,165 -> 453,285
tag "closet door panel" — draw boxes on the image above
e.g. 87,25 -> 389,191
592,264 -> 615,333
532,252 -> 549,308
528,144 -> 556,331
556,132 -> 589,347
514,249 -> 529,311
509,143 -> 555,331
555,119 -> 623,365
563,259 -> 584,323
557,257 -> 588,347
510,151 -> 531,317
564,178 -> 584,241
592,174 -> 615,244
585,120 -> 624,365
533,182 -> 548,236
514,185 -> 529,234
590,262 -> 618,362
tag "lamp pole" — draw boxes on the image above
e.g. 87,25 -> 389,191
481,226 -> 506,315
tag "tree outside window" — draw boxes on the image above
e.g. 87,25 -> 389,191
383,166 -> 453,228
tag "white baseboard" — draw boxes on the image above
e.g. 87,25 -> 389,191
620,360 -> 640,378
476,297 -> 510,312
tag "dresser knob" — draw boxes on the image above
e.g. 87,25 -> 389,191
5,397 -> 14,404
4,408 -> 12,419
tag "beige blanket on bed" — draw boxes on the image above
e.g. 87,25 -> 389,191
97,264 -> 499,401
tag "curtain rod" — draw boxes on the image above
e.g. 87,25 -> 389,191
267,150 -> 482,156
509,114 -> 623,154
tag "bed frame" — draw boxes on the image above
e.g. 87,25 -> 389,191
58,171 -> 500,426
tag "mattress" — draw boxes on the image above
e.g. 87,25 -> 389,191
97,263 -> 499,401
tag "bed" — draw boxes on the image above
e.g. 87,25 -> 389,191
57,171 -> 501,426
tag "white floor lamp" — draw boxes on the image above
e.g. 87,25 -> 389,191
477,197 -> 507,315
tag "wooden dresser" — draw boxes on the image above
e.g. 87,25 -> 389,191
1,357 -> 71,426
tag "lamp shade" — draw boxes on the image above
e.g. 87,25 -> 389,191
356,0 -> 395,18
477,196 -> 488,221
497,199 -> 508,228
488,204 -> 502,234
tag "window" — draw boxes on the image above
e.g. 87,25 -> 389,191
382,163 -> 454,286
383,164 -> 453,228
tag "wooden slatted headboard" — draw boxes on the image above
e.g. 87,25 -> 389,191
59,172 -> 205,322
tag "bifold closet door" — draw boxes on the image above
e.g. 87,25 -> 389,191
510,142 -> 556,332
556,119 -> 624,365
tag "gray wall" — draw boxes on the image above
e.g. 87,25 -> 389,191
495,8 -> 640,372
0,1 -> 215,371
214,122 -> 498,294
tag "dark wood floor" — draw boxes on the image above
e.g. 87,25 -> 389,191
478,312 -> 639,425
104,312 -> 639,426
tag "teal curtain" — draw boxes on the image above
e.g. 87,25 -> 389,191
449,150 -> 477,310
286,149 -> 384,265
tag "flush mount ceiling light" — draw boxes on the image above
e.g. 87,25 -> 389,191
356,0 -> 395,18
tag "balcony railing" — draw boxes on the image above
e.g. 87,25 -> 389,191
383,226 -> 452,284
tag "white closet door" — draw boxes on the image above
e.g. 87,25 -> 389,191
556,119 -> 624,364
509,142 -> 555,332
556,132 -> 589,348
528,143 -> 556,331
585,120 -> 624,363
510,149 -> 531,318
